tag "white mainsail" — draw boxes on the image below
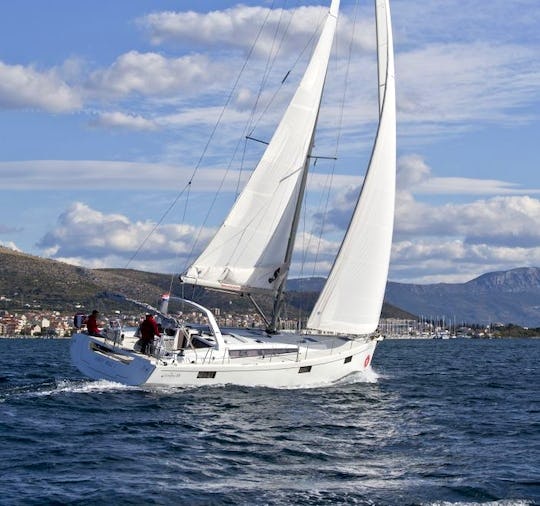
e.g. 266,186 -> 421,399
181,0 -> 340,295
307,0 -> 396,335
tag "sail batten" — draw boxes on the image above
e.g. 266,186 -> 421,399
182,0 -> 341,295
307,0 -> 396,335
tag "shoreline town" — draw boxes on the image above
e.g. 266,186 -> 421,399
0,308 -> 535,340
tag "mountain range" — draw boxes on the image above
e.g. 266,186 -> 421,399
288,267 -> 540,327
388,268 -> 540,327
1,246 -> 539,326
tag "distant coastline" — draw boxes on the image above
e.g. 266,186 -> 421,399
2,246 -> 540,328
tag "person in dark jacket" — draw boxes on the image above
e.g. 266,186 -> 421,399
86,310 -> 103,337
139,314 -> 160,354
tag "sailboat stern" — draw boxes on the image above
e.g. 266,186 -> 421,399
70,333 -> 155,386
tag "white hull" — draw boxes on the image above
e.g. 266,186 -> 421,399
70,331 -> 378,388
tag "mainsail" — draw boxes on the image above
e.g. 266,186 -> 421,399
181,0 -> 340,295
307,0 -> 396,335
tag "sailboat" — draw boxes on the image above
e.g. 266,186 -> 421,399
70,0 -> 396,388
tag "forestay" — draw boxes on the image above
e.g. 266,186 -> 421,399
307,0 -> 396,335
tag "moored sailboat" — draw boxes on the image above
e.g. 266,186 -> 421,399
71,0 -> 396,388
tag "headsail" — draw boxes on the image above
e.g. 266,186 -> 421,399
181,0 -> 341,295
307,0 -> 396,335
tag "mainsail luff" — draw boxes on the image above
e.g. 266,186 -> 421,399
181,0 -> 340,296
307,0 -> 396,335
269,129 -> 316,331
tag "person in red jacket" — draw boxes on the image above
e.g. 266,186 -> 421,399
86,310 -> 103,337
139,314 -> 160,354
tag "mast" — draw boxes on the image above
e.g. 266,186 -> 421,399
268,132 -> 317,333
181,0 -> 341,305
268,3 -> 339,333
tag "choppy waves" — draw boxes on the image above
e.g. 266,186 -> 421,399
0,338 -> 538,505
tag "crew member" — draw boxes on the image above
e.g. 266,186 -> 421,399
86,310 -> 103,337
139,314 -> 160,354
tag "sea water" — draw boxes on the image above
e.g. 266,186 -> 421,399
0,337 -> 538,505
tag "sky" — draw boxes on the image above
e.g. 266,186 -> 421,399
0,0 -> 539,285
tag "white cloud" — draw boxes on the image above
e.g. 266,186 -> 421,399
37,202 -> 214,271
300,153 -> 540,244
397,42 -> 540,135
86,51 -> 225,99
91,111 -> 159,131
296,213 -> 540,284
0,241 -> 21,252
416,178 -> 538,196
396,193 -> 540,247
391,193 -> 540,282
308,153 -> 540,283
1,3 -> 537,141
0,160 -> 366,191
123,4 -> 540,160
0,61 -> 81,112
138,6 -> 337,56
397,154 -> 431,188
0,160 -> 223,190
390,239 -> 540,284
397,154 -> 540,196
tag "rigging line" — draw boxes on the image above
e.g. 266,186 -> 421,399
238,0 -> 297,198
124,182 -> 191,269
236,0 -> 284,198
179,5 -> 277,272
187,5 -> 275,187
311,0 -> 360,277
189,1 -> 304,262
129,4 -> 277,273
256,0 -> 285,114
242,0 -> 278,142
235,102 -> 266,196
245,135 -> 269,146
185,125 -> 249,270
237,137 -> 249,199
302,169 -> 332,275
168,179 -> 192,295
249,7 -> 328,135
246,0 -> 297,136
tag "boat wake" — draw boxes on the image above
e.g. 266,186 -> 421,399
335,366 -> 379,385
47,378 -> 137,396
0,370 -> 379,402
0,378 -> 136,402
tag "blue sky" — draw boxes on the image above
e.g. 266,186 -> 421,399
0,0 -> 539,284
